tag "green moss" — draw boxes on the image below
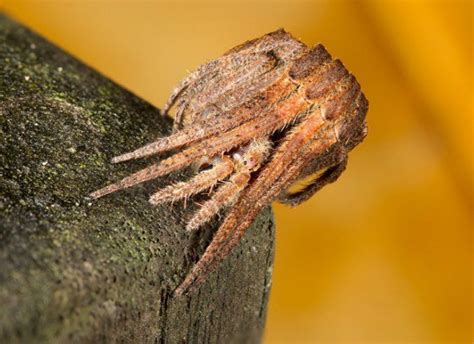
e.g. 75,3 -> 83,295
0,14 -> 274,343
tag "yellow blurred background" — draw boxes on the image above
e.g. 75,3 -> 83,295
2,0 -> 472,343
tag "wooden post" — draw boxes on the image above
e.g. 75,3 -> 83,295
0,15 -> 274,343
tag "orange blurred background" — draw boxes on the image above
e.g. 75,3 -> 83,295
2,1 -> 472,343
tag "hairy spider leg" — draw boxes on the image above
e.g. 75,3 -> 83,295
93,56 -> 356,202
174,127 -> 340,295
90,91 -> 309,200
149,156 -> 234,205
186,173 -> 248,232
111,76 -> 296,164
174,105 -> 328,295
186,139 -> 271,231
174,67 -> 363,294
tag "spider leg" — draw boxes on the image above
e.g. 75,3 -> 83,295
174,74 -> 362,294
92,80 -> 312,200
93,71 -> 355,201
149,156 -> 234,205
113,77 -> 294,164
174,105 -> 330,295
90,107 -> 285,200
111,119 -> 217,164
111,83 -> 305,164
178,115 -> 362,295
185,172 -> 249,232
174,203 -> 254,296
278,155 -> 348,207
91,144 -> 221,200
186,139 -> 270,231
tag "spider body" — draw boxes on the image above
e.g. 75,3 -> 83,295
90,29 -> 368,295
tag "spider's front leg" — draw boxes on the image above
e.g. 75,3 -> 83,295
186,139 -> 271,231
90,89 -> 306,200
149,156 -> 234,205
111,75 -> 297,164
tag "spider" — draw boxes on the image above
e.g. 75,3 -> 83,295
90,29 -> 368,296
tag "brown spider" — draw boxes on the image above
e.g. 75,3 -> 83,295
90,29 -> 368,296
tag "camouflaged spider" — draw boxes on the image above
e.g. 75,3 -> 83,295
90,29 -> 368,295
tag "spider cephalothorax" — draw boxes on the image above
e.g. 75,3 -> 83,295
90,29 -> 368,295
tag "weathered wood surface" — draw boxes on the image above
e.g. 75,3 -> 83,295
0,15 -> 274,343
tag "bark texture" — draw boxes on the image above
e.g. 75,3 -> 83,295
0,15 -> 274,344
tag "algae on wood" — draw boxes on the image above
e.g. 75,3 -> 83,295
0,14 -> 274,343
